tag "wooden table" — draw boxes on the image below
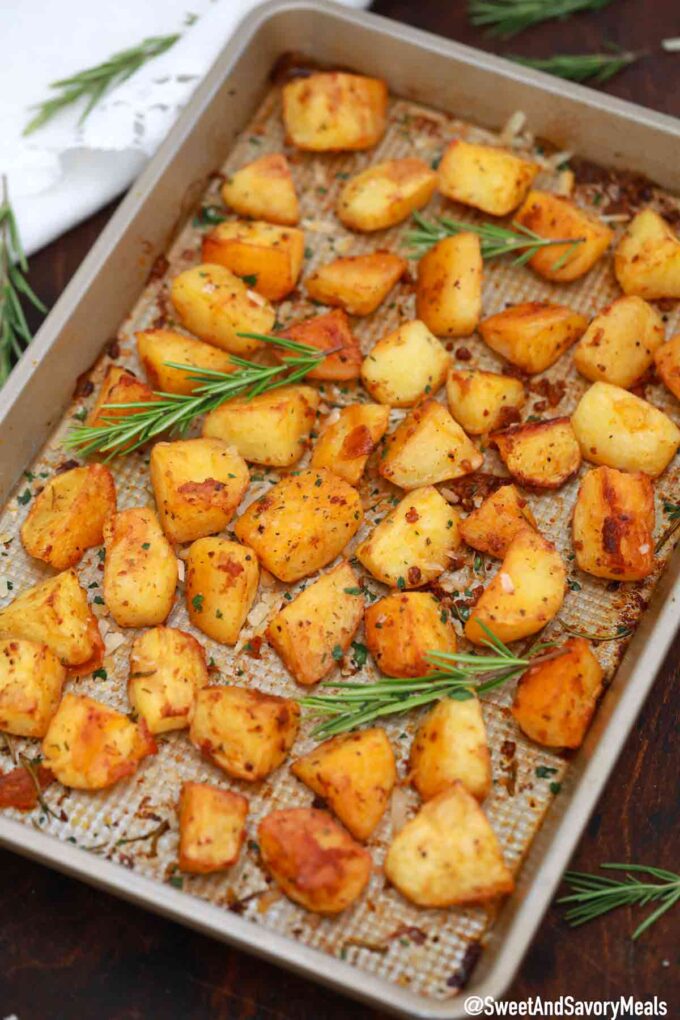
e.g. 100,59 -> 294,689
6,3 -> 679,1016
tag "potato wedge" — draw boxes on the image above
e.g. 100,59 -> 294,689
185,538 -> 259,645
282,72 -> 388,151
202,220 -> 304,301
221,152 -> 299,226
310,403 -> 390,486
360,319 -> 450,407
515,190 -> 613,281
492,417 -> 581,490
87,366 -> 157,451
416,234 -> 482,337
364,592 -> 457,678
277,309 -> 362,381
614,209 -> 680,299
446,369 -> 525,435
128,626 -> 209,735
137,328 -> 235,395
438,140 -> 538,216
479,302 -> 588,374
573,296 -> 665,388
380,400 -> 483,489
178,781 -> 249,874
337,158 -> 437,231
0,638 -> 66,737
305,252 -> 406,316
103,508 -> 177,628
410,697 -> 491,802
573,466 -> 655,581
459,484 -> 536,559
655,333 -> 680,401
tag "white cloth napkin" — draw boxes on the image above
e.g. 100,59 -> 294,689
0,0 -> 368,256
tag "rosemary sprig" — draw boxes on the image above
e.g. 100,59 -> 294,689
510,51 -> 638,84
24,34 -> 180,136
655,500 -> 680,553
559,621 -> 632,643
0,177 -> 46,385
559,864 -> 680,939
468,0 -> 614,38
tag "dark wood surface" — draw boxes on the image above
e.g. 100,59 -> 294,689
6,3 -> 680,1018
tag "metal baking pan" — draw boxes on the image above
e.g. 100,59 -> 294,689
1,2 -> 679,1016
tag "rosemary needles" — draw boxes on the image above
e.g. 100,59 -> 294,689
469,0 -> 615,38
510,51 -> 638,84
559,864 -> 680,939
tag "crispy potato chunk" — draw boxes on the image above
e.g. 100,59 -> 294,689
515,190 -> 613,282
178,782 -> 249,874
202,221 -> 304,301
103,507 -> 177,628
311,403 -> 390,486
305,252 -> 406,316
137,328 -> 235,395
128,626 -> 209,734
571,381 -> 680,477
655,333 -> 680,400
385,782 -> 513,907
410,697 -> 491,802
185,538 -> 259,645
380,400 -> 483,489
365,592 -> 457,678
87,366 -> 157,451
20,464 -> 116,570
447,369 -> 525,435
361,319 -> 450,407
190,685 -> 299,780
356,486 -> 461,588
282,72 -> 387,151
416,234 -> 482,337
221,152 -> 299,226
170,263 -> 274,356
0,570 -> 103,675
460,484 -> 536,559
258,807 -> 372,913
266,562 -> 364,686
438,140 -> 538,216
614,209 -> 680,299
512,638 -> 603,748
42,693 -> 156,790
573,296 -> 665,389
277,309 -> 362,381
291,728 -> 396,840
234,468 -> 363,583
465,530 -> 565,645
573,466 -> 655,581
480,302 -> 588,374
337,158 -> 436,231
492,417 -> 581,490
0,638 -> 66,737
202,384 -> 319,468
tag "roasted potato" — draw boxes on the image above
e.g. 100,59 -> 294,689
479,302 -> 588,374
446,369 -> 525,435
337,158 -> 437,231
310,403 -> 390,486
87,366 -> 157,451
136,328 -> 235,395
128,626 -> 209,734
20,464 -> 116,570
185,538 -> 259,645
614,209 -> 680,299
515,190 -> 613,282
384,782 -> 513,907
410,697 -> 491,802
282,72 -> 388,151
380,400 -> 483,489
277,309 -> 362,381
221,152 -> 300,226
465,530 -> 565,645
356,486 -> 461,588
291,728 -> 396,840
305,252 -> 406,316
266,561 -> 364,686
492,417 -> 581,489
459,484 -> 536,559
416,234 -> 482,337
512,638 -> 603,748
572,466 -> 655,581
571,381 -> 680,477
190,685 -> 299,781
258,807 -> 372,913
178,781 -> 249,874
360,319 -> 450,407
438,140 -> 539,216
42,693 -> 156,790
0,638 -> 66,737
573,296 -> 665,388
364,592 -> 457,678
655,333 -> 680,400
202,220 -> 304,301
103,507 -> 177,628
234,467 -> 363,583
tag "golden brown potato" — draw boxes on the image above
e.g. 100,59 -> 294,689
87,366 -> 157,451
384,782 -> 513,907
20,464 -> 116,570
446,369 -> 525,435
0,638 -> 66,737
258,807 -> 372,913
337,158 -> 437,231
178,781 -> 249,874
364,592 -> 457,678
202,384 -> 319,468
282,72 -> 387,151
573,296 -> 665,389
459,484 -> 536,559
410,697 -> 491,802
0,570 -> 103,675
571,381 -> 680,477
465,530 -> 565,645
103,508 -> 177,628
438,140 -> 539,216
185,538 -> 259,645
614,208 -> 680,299
655,333 -> 680,400
416,234 -> 482,337
190,685 -> 299,780
380,400 -> 483,489
137,328 -> 235,395
356,486 -> 461,588
492,417 -> 581,490
479,302 -> 588,374
310,403 -> 390,486
515,190 -> 613,282
221,152 -> 299,226
512,638 -> 603,748
572,466 -> 655,581
305,252 -> 406,316
42,693 -> 156,790
277,309 -> 362,382
291,728 -> 396,840
170,263 -> 274,356
266,562 -> 364,686
128,626 -> 209,734
234,467 -> 363,583
202,221 -> 304,301
360,319 -> 450,407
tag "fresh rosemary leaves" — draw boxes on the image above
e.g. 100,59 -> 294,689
510,51 -> 638,84
468,0 -> 615,38
559,864 -> 680,939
